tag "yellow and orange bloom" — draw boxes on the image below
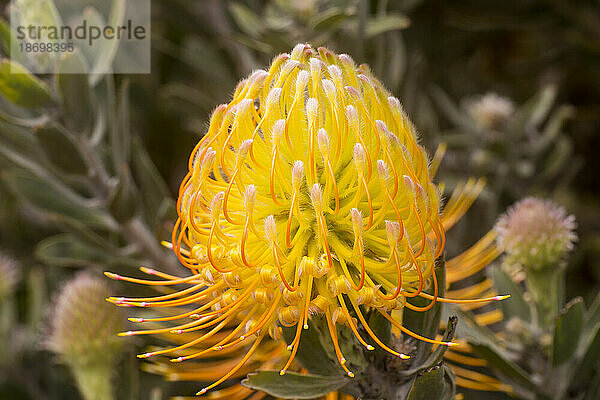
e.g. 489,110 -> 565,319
107,43 -> 506,396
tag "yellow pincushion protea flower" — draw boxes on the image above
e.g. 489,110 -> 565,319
107,43 -> 505,395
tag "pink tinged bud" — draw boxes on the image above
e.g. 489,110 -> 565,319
351,208 -> 363,235
310,183 -> 323,210
237,139 -> 253,158
266,87 -> 282,108
345,86 -> 361,99
264,215 -> 277,243
345,105 -> 359,128
377,160 -> 390,181
386,220 -> 401,246
338,53 -> 355,67
291,160 -> 305,189
248,69 -> 268,86
353,143 -> 366,171
295,70 -> 310,94
317,128 -> 330,155
403,175 -> 415,192
306,97 -> 319,121
291,43 -> 309,59
272,119 -> 286,149
327,65 -> 343,82
280,60 -> 301,79
375,120 -> 388,135
321,79 -> 336,99
244,185 -> 256,208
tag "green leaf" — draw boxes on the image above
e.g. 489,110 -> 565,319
407,365 -> 448,400
90,0 -> 125,81
55,50 -> 92,134
242,370 -> 348,399
585,291 -> 600,337
469,341 -> 537,393
571,319 -> 600,389
0,60 -> 51,108
130,137 -> 172,225
34,124 -> 88,174
309,8 -> 352,32
109,164 -> 140,223
366,14 -> 411,38
35,233 -> 116,268
228,3 -> 264,38
282,315 -> 341,377
404,316 -> 458,375
553,297 -> 585,366
2,169 -> 115,230
491,267 -> 531,322
111,80 -> 131,169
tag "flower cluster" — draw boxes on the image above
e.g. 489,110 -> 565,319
107,44 -> 505,396
495,197 -> 577,269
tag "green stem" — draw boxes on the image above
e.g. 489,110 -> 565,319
527,268 -> 565,329
72,364 -> 114,400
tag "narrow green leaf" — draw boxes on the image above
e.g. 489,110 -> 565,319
0,60 -> 51,108
309,8 -> 352,32
109,164 -> 140,223
34,124 -> 88,174
130,137 -> 172,225
366,14 -> 411,37
491,267 -> 531,322
571,318 -> 600,389
242,370 -> 348,399
404,316 -> 458,375
553,297 -> 584,366
90,0 -> 125,81
283,315 -> 341,377
111,80 -> 131,169
2,169 -> 115,230
55,50 -> 92,134
469,341 -> 537,392
407,365 -> 446,400
228,3 -> 264,38
35,233 -> 114,268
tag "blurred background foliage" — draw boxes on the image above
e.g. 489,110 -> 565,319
0,0 -> 598,399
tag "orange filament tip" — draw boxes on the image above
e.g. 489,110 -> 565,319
279,370 -> 286,376
129,317 -> 145,322
496,294 -> 511,300
104,272 -> 120,280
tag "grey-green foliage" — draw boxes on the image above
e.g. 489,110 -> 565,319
451,262 -> 600,400
0,4 -> 176,400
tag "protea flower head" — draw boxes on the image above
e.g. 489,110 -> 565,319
49,273 -> 125,368
465,92 -> 514,130
495,197 -> 577,269
107,43 -> 506,395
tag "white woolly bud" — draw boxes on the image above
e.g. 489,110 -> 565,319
306,98 -> 319,122
264,215 -> 277,243
266,87 -> 282,108
295,70 -> 310,94
244,185 -> 256,208
271,119 -> 286,150
385,220 -> 401,247
327,65 -> 343,82
353,143 -> 366,172
310,183 -> 323,211
317,128 -> 330,156
292,161 -> 304,189
321,79 -> 336,99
